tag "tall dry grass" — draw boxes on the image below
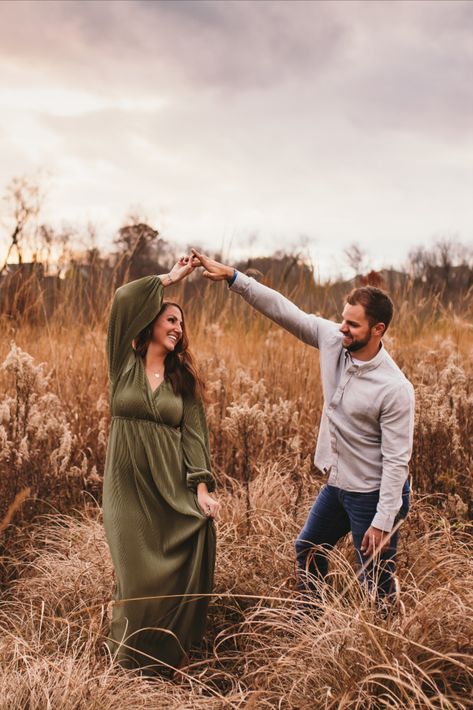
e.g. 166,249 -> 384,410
0,268 -> 472,708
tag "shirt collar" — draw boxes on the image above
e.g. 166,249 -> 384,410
344,341 -> 385,373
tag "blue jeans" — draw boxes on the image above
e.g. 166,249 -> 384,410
294,479 -> 410,600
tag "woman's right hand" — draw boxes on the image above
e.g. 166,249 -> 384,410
196,484 -> 220,520
164,254 -> 200,285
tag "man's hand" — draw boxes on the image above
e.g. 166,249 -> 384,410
360,525 -> 392,558
191,248 -> 234,282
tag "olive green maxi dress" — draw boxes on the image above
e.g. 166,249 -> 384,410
102,275 -> 216,672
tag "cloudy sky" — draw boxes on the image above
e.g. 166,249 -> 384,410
0,0 -> 471,277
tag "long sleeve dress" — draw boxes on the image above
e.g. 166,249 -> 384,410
102,275 -> 216,672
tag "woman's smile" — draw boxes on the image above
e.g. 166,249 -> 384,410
167,332 -> 180,345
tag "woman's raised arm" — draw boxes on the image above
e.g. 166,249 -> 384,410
106,256 -> 198,385
106,275 -> 164,385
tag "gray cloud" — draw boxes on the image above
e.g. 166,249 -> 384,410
0,0 -> 348,91
0,0 -> 470,138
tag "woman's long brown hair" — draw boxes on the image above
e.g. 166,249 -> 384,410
133,301 -> 207,401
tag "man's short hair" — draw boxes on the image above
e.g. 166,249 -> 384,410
346,286 -> 394,332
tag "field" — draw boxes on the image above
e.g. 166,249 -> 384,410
0,268 -> 472,709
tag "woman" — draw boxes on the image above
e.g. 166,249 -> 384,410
103,256 -> 219,675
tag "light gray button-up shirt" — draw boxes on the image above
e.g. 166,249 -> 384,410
230,271 -> 415,532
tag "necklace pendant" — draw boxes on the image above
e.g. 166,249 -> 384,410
154,373 -> 160,378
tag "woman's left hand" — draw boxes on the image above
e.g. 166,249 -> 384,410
197,484 -> 220,520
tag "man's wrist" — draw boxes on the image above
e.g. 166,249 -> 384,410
226,267 -> 237,286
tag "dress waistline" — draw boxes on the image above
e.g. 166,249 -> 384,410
112,415 -> 180,430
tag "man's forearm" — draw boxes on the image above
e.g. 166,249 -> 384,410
229,271 -> 320,347
375,382 -> 415,531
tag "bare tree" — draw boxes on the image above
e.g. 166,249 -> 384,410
36,225 -> 55,274
1,176 -> 44,273
407,237 -> 473,294
113,213 -> 177,282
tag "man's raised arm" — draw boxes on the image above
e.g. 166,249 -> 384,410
191,248 -> 324,348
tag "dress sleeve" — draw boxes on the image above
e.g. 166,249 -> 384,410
181,395 -> 216,493
106,275 -> 164,385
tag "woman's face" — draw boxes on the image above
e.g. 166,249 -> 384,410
151,305 -> 184,352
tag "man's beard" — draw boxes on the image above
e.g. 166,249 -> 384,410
342,333 -> 371,352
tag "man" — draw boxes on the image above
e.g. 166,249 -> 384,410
191,248 -> 415,603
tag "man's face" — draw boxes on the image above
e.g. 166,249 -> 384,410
339,302 -> 374,352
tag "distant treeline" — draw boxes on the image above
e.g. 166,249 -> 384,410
1,221 -> 472,327
1,175 -> 472,325
0,209 -> 473,323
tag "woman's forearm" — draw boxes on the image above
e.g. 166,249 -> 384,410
157,273 -> 174,288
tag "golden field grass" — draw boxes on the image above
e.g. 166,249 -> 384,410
0,273 -> 472,709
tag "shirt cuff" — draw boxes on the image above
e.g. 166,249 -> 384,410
371,511 -> 396,532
